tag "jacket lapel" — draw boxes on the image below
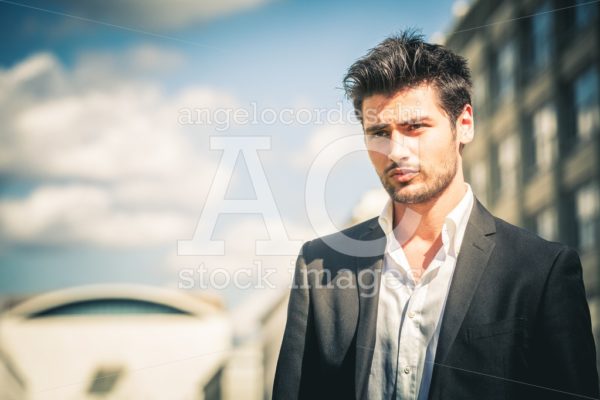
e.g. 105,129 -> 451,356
354,220 -> 386,400
428,198 -> 496,399
352,198 -> 497,400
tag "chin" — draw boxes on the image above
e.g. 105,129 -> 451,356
389,187 -> 423,204
392,181 -> 447,203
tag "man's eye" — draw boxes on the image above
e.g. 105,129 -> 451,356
372,131 -> 388,137
408,123 -> 424,130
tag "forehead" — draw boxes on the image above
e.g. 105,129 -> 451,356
361,84 -> 443,126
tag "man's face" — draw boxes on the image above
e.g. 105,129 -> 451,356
362,84 -> 470,204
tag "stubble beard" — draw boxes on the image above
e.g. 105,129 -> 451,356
380,152 -> 458,204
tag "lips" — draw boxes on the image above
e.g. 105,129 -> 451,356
389,167 -> 419,182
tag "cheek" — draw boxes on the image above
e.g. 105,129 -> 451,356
403,136 -> 420,153
365,138 -> 389,156
367,150 -> 387,170
419,135 -> 454,158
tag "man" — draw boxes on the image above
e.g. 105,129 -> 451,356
273,31 -> 599,400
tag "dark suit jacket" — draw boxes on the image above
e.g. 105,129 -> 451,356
273,198 -> 600,400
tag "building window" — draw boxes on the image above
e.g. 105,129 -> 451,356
497,40 -> 515,100
574,67 -> 600,142
87,366 -> 125,395
203,367 -> 224,400
575,0 -> 598,28
29,299 -> 190,317
473,72 -> 487,115
576,181 -> 600,251
498,135 -> 519,196
470,159 -> 488,206
531,2 -> 552,70
536,207 -> 558,241
587,297 -> 600,347
533,103 -> 558,171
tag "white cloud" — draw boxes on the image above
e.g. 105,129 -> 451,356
73,45 -> 188,85
1,53 -> 58,87
0,53 -> 67,107
10,85 -> 202,181
0,185 -> 190,246
57,0 -> 272,31
291,123 -> 359,170
0,48 -> 239,247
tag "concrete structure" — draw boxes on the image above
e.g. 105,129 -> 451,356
224,289 -> 289,400
444,0 -> 600,365
0,346 -> 27,400
0,284 -> 232,399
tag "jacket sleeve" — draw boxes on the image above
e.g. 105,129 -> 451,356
529,246 -> 600,399
272,241 -> 319,400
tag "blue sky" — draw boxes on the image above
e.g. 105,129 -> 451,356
0,0 -> 458,305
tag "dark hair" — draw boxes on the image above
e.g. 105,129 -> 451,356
343,30 -> 472,128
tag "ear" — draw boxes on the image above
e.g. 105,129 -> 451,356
456,104 -> 474,145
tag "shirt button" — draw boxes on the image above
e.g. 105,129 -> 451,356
404,367 -> 411,374
408,311 -> 416,318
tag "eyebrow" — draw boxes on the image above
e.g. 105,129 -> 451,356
364,123 -> 390,134
364,116 -> 433,134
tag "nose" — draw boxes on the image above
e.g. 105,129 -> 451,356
388,131 -> 411,163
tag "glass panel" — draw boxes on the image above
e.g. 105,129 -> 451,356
576,181 -> 600,250
532,3 -> 552,69
471,159 -> 488,206
575,0 -> 598,28
533,103 -> 557,171
536,207 -> 558,241
498,135 -> 519,195
575,67 -> 600,141
29,299 -> 190,317
473,72 -> 487,113
497,40 -> 515,100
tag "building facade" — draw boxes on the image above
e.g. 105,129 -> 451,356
445,0 -> 600,364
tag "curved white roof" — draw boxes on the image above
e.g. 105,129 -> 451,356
5,284 -> 222,318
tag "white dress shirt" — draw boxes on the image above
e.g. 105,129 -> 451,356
367,184 -> 474,400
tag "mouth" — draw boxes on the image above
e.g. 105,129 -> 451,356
389,167 -> 419,183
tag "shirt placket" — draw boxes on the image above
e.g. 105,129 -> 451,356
395,282 -> 423,400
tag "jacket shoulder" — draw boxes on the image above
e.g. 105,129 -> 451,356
301,216 -> 379,260
490,214 -> 571,269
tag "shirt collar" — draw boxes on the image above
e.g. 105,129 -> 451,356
377,183 -> 474,258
